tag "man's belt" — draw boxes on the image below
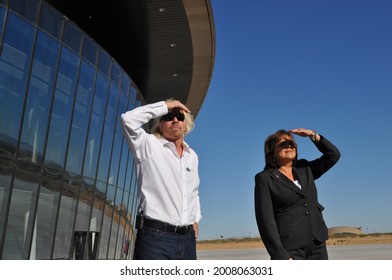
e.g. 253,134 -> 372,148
142,217 -> 193,235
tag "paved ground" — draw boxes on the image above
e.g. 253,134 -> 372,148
197,244 -> 392,260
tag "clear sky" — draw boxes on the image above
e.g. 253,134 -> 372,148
186,0 -> 392,241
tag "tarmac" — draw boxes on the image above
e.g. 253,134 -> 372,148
197,244 -> 392,260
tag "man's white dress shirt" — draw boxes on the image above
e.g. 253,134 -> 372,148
121,101 -> 201,226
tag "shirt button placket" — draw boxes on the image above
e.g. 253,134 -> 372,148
180,158 -> 187,225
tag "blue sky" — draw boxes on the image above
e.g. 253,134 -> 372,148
186,0 -> 392,240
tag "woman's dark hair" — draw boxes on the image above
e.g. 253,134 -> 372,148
264,129 -> 298,170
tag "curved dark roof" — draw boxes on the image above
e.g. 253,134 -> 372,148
46,0 -> 215,116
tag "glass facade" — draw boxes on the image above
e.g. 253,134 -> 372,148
0,0 -> 141,259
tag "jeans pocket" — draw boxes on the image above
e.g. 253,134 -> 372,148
138,228 -> 164,240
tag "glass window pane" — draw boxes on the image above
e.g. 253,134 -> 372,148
96,84 -> 119,182
108,91 -> 127,185
39,2 -> 63,40
82,36 -> 98,66
116,146 -> 128,190
66,60 -> 95,175
83,73 -> 109,179
98,207 -> 110,259
0,157 -> 14,246
9,0 -> 40,24
129,169 -> 137,226
0,7 -> 5,41
98,50 -> 111,77
116,223 -> 125,259
121,220 -> 132,259
74,184 -> 93,232
114,188 -> 127,262
45,47 -> 80,170
115,187 -> 124,215
96,180 -> 107,196
121,74 -> 130,94
124,154 -> 134,194
37,167 -> 63,259
19,31 -> 60,164
122,190 -> 131,223
35,186 -> 61,259
52,178 -> 78,259
110,62 -> 121,86
0,12 -> 35,158
2,166 -> 40,259
122,186 -> 131,222
107,131 -> 121,185
105,184 -> 116,259
91,189 -> 104,234
109,94 -> 128,188
62,21 -> 82,54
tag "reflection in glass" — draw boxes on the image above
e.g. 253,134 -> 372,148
2,166 -> 40,259
116,224 -> 125,259
74,183 -> 94,233
35,186 -> 61,259
52,178 -> 78,259
108,91 -> 128,186
96,84 -> 119,182
83,73 -> 109,179
0,12 -> 35,157
19,31 -> 60,164
97,184 -> 113,259
45,47 -> 80,169
117,142 -> 128,191
124,149 -> 134,193
106,184 -> 117,259
0,157 -> 14,245
66,60 -> 95,175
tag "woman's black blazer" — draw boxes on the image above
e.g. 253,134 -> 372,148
254,135 -> 341,260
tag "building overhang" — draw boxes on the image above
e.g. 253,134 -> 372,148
46,0 -> 215,117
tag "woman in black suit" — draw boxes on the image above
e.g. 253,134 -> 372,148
254,128 -> 340,260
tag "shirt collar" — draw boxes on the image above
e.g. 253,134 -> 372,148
159,137 -> 190,154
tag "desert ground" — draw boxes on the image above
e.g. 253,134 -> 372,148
196,234 -> 392,251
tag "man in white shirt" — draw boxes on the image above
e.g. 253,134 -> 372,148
121,99 -> 201,260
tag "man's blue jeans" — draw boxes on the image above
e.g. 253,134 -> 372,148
133,227 -> 197,260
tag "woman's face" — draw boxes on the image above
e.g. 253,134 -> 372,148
274,136 -> 297,165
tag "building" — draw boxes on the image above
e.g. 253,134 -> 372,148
328,226 -> 363,237
0,0 -> 215,259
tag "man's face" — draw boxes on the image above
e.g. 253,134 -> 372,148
159,111 -> 186,141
